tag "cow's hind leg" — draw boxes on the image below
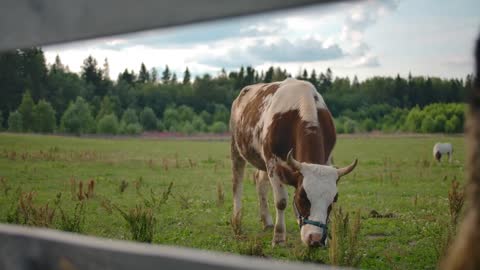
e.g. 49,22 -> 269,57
231,138 -> 246,228
254,170 -> 273,230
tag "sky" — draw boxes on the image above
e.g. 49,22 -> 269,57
44,0 -> 479,81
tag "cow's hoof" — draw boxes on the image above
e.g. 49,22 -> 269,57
271,240 -> 286,247
263,224 -> 274,231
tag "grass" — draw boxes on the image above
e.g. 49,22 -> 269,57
0,132 -> 467,269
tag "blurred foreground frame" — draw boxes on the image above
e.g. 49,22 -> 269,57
442,37 -> 480,269
0,0 -> 479,269
1,0 -> 345,51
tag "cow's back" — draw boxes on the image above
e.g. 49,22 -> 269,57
231,79 -> 334,170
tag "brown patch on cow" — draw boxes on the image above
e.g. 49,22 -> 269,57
314,95 -> 319,102
317,109 -> 336,159
294,187 -> 311,218
435,151 -> 442,161
263,108 -> 336,166
233,82 -> 281,170
326,193 -> 338,222
276,198 -> 287,210
240,83 -> 279,129
275,162 -> 302,186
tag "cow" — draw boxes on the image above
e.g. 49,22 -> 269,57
230,78 -> 358,247
433,142 -> 453,162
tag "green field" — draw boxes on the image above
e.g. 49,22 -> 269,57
0,133 -> 466,269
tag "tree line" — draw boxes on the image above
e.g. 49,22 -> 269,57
0,47 -> 474,135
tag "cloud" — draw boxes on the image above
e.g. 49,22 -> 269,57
350,54 -> 380,68
341,0 -> 400,67
239,20 -> 285,36
443,56 -> 473,67
194,38 -> 345,68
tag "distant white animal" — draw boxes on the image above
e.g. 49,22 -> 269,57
433,143 -> 453,162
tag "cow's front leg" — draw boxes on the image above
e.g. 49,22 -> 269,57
254,170 -> 273,230
268,170 -> 288,246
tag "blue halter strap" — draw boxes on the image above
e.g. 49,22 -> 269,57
293,201 -> 328,245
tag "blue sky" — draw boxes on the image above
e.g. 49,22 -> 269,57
44,0 -> 479,81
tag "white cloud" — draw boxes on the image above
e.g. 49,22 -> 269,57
349,53 -> 380,68
340,0 -> 400,67
194,37 -> 344,68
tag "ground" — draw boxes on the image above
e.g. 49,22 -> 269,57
0,133 -> 466,269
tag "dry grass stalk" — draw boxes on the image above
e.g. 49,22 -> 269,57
174,153 -> 180,168
85,179 -> 95,199
134,176 -> 143,195
448,178 -> 465,227
119,180 -> 128,193
188,158 -> 196,168
77,181 -> 85,201
162,158 -> 169,171
216,181 -> 225,206
16,191 -> 56,228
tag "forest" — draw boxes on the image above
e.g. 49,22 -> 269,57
0,47 -> 473,135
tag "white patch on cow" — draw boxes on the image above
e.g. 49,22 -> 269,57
298,162 -> 338,245
261,79 -> 327,140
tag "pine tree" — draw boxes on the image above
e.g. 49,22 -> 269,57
138,63 -> 150,83
183,67 -> 191,84
151,68 -> 158,83
302,69 -> 308,80
309,69 -> 318,88
81,55 -> 101,85
51,55 -> 65,73
171,73 -> 178,84
352,75 -> 360,88
161,65 -> 171,84
264,67 -> 274,83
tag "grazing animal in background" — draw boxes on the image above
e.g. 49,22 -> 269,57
433,142 -> 453,162
230,78 -> 358,247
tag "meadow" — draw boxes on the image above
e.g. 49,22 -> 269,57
0,133 -> 466,269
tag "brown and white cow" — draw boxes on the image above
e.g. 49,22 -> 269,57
230,78 -> 357,247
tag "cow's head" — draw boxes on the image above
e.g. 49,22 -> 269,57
284,150 -> 357,247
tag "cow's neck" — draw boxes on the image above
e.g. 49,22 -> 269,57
294,123 -> 327,165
